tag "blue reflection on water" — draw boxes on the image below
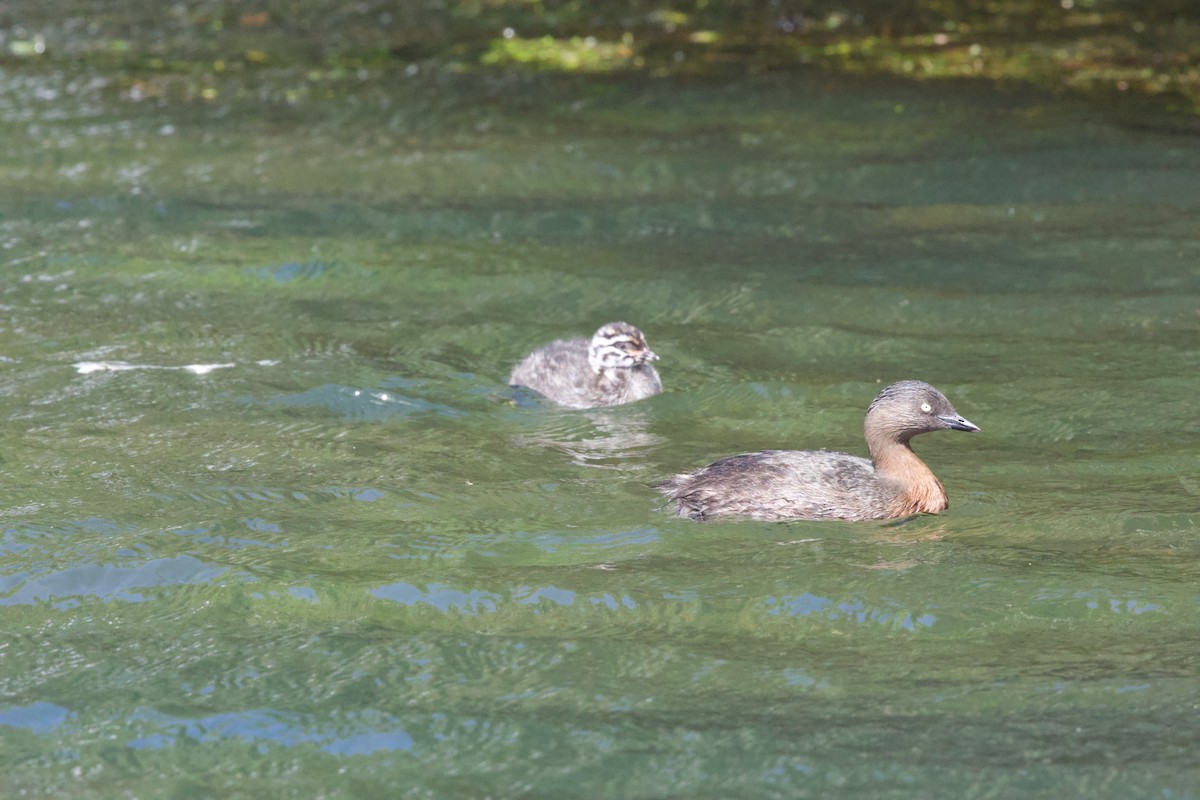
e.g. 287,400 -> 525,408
1076,591 -> 1161,615
0,702 -> 70,734
183,485 -> 384,504
765,593 -> 937,629
127,708 -> 416,755
0,555 -> 227,607
0,529 -> 33,555
770,592 -> 832,617
248,261 -> 331,282
372,582 -> 502,614
323,728 -> 415,756
288,586 -> 318,603
1034,587 -> 1165,616
3,517 -> 127,554
589,593 -> 637,610
782,668 -> 830,689
373,582 -> 633,614
1116,683 -> 1151,694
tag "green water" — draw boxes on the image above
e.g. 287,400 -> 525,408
2,46 -> 1200,800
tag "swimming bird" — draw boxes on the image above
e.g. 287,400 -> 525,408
509,322 -> 662,409
658,380 -> 979,521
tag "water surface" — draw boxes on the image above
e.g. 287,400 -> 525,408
1,55 -> 1199,798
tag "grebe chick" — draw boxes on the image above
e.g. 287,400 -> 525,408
509,322 -> 662,409
659,380 -> 979,522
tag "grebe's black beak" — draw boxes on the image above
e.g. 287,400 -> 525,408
637,348 -> 659,363
940,414 -> 980,433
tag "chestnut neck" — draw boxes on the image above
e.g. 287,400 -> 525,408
866,429 -> 948,515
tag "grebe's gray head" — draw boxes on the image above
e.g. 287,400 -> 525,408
588,322 -> 658,372
865,380 -> 980,443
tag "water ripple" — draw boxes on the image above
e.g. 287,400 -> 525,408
128,707 -> 415,755
765,591 -> 938,630
0,702 -> 71,735
264,382 -> 467,420
0,555 -> 230,608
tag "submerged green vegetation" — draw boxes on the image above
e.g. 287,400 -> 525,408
4,1 -> 1199,114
